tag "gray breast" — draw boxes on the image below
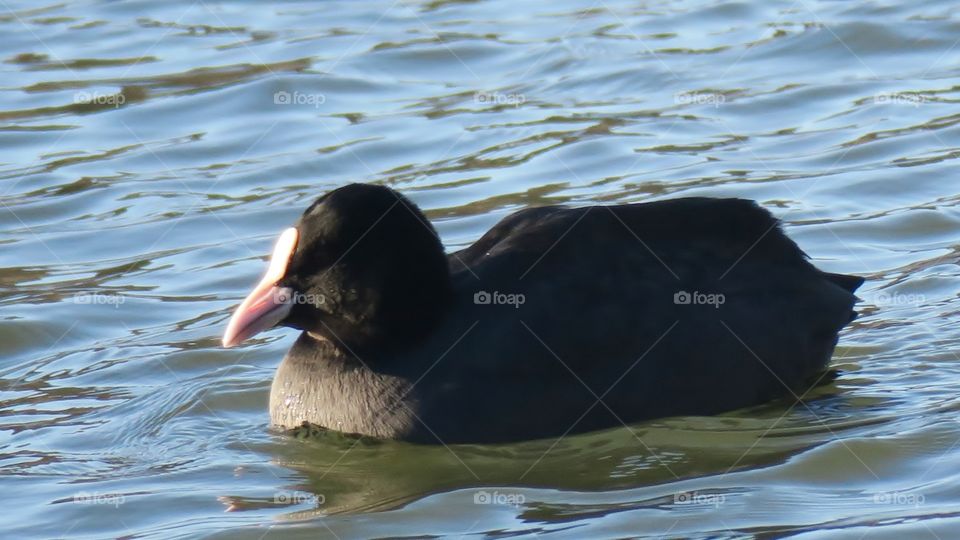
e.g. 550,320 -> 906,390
269,333 -> 417,439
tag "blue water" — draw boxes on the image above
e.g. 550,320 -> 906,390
3,0 -> 960,538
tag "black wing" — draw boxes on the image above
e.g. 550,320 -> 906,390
419,199 -> 862,442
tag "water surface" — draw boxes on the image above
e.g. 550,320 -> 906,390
3,0 -> 960,538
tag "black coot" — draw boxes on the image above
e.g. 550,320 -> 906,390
222,183 -> 863,444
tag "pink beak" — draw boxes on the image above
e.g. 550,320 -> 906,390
222,228 -> 299,348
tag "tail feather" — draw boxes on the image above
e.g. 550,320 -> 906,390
821,271 -> 864,323
823,272 -> 865,294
